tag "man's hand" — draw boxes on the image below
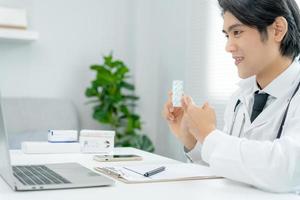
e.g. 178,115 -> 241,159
182,96 -> 217,144
162,92 -> 197,150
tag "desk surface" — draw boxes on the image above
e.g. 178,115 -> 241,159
0,147 -> 298,200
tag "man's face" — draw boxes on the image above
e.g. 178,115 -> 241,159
222,12 -> 279,79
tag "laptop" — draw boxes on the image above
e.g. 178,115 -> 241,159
0,95 -> 115,191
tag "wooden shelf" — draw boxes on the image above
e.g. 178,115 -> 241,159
0,28 -> 39,42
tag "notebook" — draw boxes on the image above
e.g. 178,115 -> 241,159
95,163 -> 222,184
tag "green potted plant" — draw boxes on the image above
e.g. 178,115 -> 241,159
85,53 -> 155,152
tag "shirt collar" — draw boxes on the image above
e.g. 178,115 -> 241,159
263,59 -> 300,98
236,59 -> 300,98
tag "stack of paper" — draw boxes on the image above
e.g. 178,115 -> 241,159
95,163 -> 222,183
0,6 -> 27,29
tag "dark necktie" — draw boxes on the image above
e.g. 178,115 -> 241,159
250,92 -> 269,123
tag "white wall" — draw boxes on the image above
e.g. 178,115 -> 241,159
133,0 -> 189,161
0,0 -> 136,130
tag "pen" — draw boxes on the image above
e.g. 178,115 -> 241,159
143,166 -> 166,177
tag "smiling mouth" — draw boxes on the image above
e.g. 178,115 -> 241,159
233,57 -> 244,65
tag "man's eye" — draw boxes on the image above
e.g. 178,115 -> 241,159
224,34 -> 229,39
233,30 -> 243,37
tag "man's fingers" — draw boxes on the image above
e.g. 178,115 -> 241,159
182,96 -> 190,106
168,91 -> 173,99
185,96 -> 192,105
167,91 -> 175,111
163,102 -> 183,122
182,95 -> 194,112
202,102 -> 213,110
181,97 -> 188,111
163,103 -> 173,120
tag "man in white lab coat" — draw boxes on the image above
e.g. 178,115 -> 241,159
163,0 -> 300,193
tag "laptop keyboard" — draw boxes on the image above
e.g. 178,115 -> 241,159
13,165 -> 71,185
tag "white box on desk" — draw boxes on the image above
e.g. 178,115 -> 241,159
79,130 -> 115,154
48,130 -> 78,143
21,142 -> 80,154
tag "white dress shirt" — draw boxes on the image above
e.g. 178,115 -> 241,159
185,59 -> 300,193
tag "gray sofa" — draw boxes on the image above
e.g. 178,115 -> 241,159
2,97 -> 80,149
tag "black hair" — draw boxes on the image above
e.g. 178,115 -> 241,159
218,0 -> 300,60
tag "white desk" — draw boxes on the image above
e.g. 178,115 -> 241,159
0,147 -> 298,200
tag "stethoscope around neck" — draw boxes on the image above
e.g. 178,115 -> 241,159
229,81 -> 300,139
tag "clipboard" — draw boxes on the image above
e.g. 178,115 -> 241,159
94,163 -> 222,184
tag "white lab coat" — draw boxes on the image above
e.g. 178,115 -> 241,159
186,60 -> 300,193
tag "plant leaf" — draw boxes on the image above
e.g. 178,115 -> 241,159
123,95 -> 139,101
115,66 -> 129,78
120,81 -> 135,90
85,88 -> 98,97
90,64 -> 106,71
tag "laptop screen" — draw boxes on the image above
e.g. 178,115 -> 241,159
0,95 -> 15,188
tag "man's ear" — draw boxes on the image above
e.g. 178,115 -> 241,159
272,16 -> 288,42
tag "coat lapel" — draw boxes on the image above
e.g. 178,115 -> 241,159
243,97 -> 286,133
